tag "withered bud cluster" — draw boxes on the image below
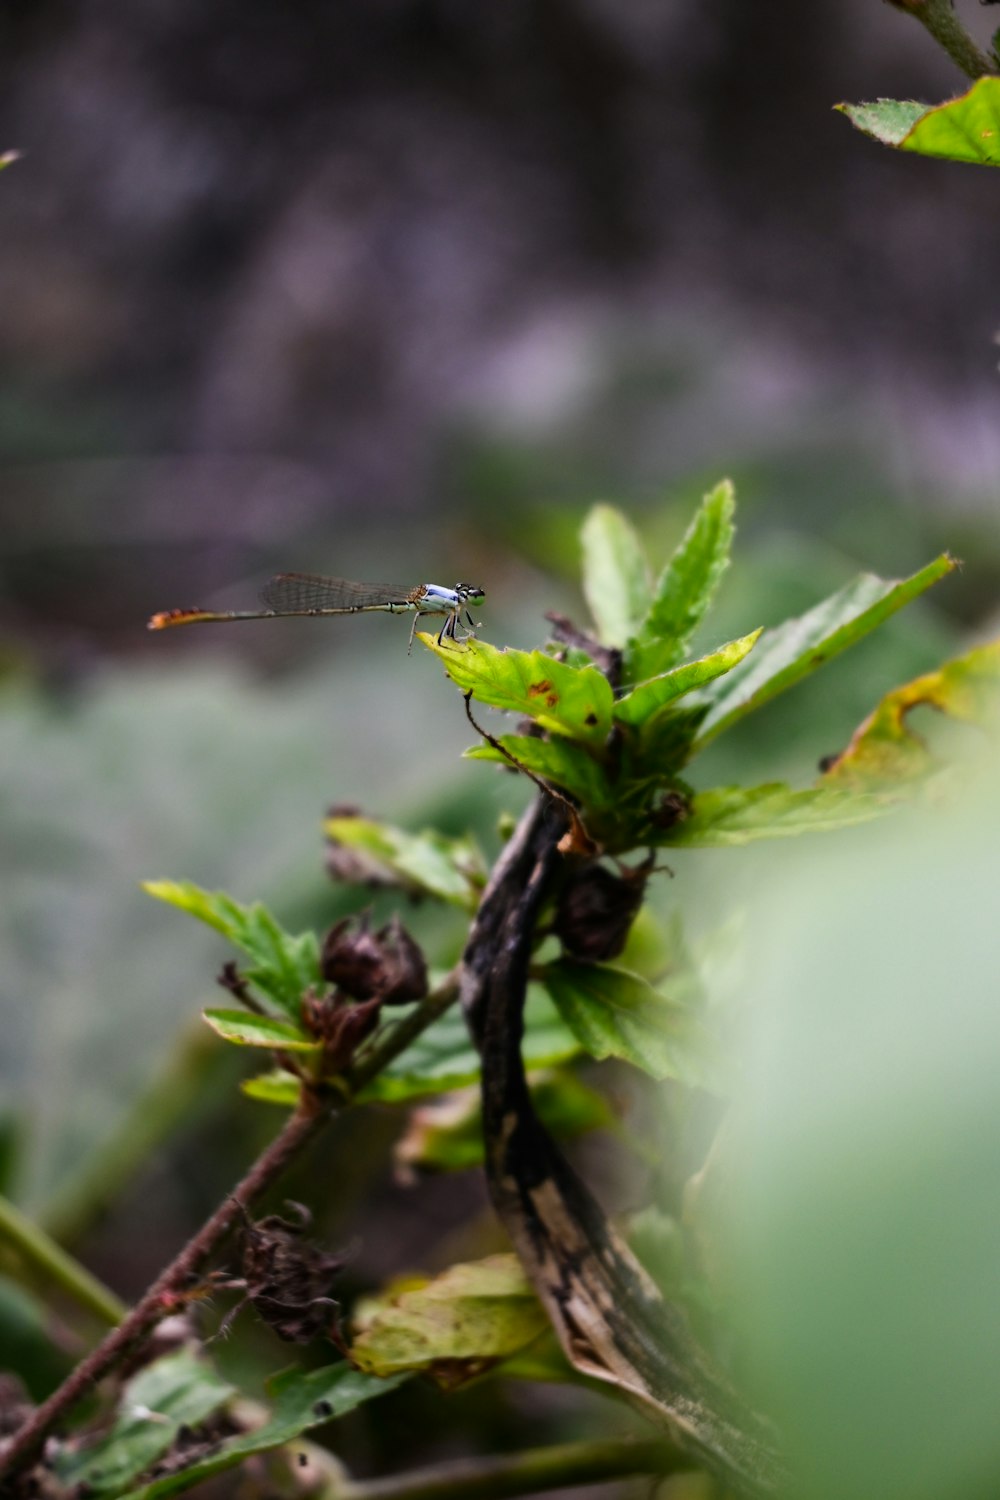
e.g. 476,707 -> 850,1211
553,861 -> 649,962
229,1201 -> 347,1345
298,912 -> 428,1072
321,912 -> 427,1005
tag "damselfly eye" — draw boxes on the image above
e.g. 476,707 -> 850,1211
457,583 -> 485,604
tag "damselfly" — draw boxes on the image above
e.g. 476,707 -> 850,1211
148,574 -> 485,651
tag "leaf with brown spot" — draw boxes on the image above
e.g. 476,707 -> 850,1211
822,640 -> 1000,791
420,636 -> 614,744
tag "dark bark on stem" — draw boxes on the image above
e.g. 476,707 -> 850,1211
462,796 -> 783,1496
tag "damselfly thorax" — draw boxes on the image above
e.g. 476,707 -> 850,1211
148,574 -> 485,651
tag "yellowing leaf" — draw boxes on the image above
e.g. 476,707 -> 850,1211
350,1254 -> 548,1383
823,640 -> 1000,791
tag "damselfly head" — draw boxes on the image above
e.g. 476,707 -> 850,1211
456,583 -> 485,605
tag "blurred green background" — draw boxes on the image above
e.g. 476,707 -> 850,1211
1,1 -> 998,1489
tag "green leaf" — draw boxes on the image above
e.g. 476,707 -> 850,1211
580,504 -> 652,648
55,1349 -> 234,1494
202,1008 -> 319,1052
358,990 -> 581,1103
626,480 -> 735,684
142,881 -> 320,1017
838,78 -> 1000,167
350,1253 -> 548,1381
662,783 -> 886,848
419,636 -> 615,745
124,1364 -> 406,1500
241,1071 -> 303,1106
465,734 -> 615,808
324,814 -> 484,908
395,1072 -> 616,1173
614,629 -> 761,731
541,958 -> 715,1087
631,703 -> 709,775
694,554 -> 956,747
823,639 -> 1000,791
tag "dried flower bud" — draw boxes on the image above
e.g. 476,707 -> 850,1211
302,988 -> 382,1071
321,912 -> 427,1006
554,862 -> 647,962
221,1201 -> 347,1345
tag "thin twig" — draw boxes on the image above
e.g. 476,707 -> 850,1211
0,965 -> 468,1486
0,1096 -> 331,1482
462,692 -> 596,856
884,0 -> 995,78
335,1436 -> 690,1500
343,967 -> 461,1095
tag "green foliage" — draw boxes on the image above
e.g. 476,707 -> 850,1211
466,732 -> 617,809
613,629 -> 761,729
124,1362 -> 406,1499
350,1254 -> 549,1381
241,990 -> 582,1107
625,479 -> 735,684
838,77 -> 1000,166
662,784 -> 885,847
112,487 -> 996,1500
426,490 -> 957,856
394,1072 -> 616,1173
823,639 -> 1000,791
421,635 -> 615,746
324,813 -> 485,908
201,1009 -> 318,1051
54,1349 -> 235,1495
694,556 -> 955,746
357,989 -> 581,1102
541,959 -> 716,1088
581,504 -> 651,648
142,881 -> 321,1018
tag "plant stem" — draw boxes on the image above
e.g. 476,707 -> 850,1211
0,1095 -> 331,1483
0,1194 -> 127,1328
335,1437 -> 689,1500
885,0 -> 995,79
0,971 -> 466,1482
342,968 -> 461,1095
